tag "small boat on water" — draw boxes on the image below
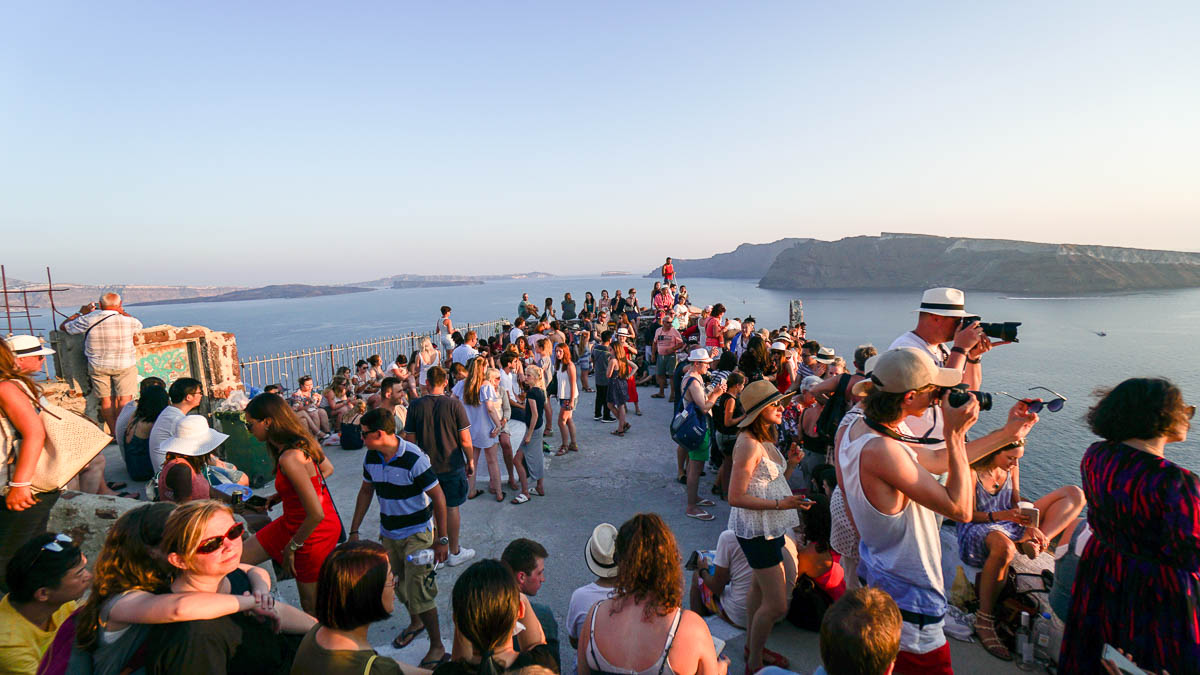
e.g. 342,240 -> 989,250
601,270 -> 630,277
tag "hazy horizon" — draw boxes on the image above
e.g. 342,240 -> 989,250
3,2 -> 1198,286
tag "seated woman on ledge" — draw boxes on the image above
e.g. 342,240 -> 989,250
957,437 -> 1085,660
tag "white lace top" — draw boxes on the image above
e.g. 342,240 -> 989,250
728,442 -> 799,539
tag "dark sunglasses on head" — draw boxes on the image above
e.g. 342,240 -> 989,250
196,522 -> 245,555
29,533 -> 73,568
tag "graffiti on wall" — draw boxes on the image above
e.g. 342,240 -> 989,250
137,343 -> 193,384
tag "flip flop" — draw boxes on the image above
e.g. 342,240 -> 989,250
495,491 -> 506,503
635,411 -> 643,416
107,481 -> 127,490
685,511 -> 715,521
530,487 -> 546,497
116,491 -> 139,500
467,490 -> 484,500
392,624 -> 426,649
418,654 -> 451,669
696,498 -> 716,507
511,493 -> 531,504
651,393 -> 665,398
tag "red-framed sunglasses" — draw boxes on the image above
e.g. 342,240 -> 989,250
196,522 -> 245,554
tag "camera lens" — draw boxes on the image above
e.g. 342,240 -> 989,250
979,321 -> 1021,343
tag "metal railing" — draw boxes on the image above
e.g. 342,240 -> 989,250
238,318 -> 508,391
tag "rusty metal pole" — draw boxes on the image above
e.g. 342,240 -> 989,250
46,267 -> 60,320
2,265 -> 12,335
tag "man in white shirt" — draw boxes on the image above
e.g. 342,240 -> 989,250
566,524 -> 619,652
451,330 -> 480,366
509,317 -> 526,346
889,288 -> 993,442
148,377 -> 204,473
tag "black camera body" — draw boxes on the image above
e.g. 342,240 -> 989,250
946,384 -> 993,411
961,316 -> 1021,343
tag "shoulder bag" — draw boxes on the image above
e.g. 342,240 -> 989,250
0,383 -> 111,494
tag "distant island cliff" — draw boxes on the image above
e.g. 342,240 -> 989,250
130,284 -> 374,306
644,238 -> 811,279
353,272 -> 553,288
650,234 -> 1200,293
391,279 -> 483,289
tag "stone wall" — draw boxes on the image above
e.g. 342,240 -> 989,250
50,324 -> 243,419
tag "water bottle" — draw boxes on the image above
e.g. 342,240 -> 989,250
406,549 -> 435,566
1015,611 -> 1034,670
1033,611 -> 1053,664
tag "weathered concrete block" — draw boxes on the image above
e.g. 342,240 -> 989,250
48,491 -> 143,564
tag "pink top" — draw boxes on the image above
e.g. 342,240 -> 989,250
158,458 -> 211,503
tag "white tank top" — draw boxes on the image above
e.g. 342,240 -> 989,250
839,419 -> 946,616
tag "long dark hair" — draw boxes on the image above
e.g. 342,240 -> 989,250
452,559 -> 521,675
244,393 -> 324,463
133,387 -> 170,423
76,503 -> 176,650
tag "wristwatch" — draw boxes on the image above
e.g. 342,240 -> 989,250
437,536 -> 450,546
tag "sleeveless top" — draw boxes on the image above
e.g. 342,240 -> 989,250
728,442 -> 800,539
585,601 -> 681,675
839,422 -> 945,617
556,364 -> 573,400
158,458 -> 211,503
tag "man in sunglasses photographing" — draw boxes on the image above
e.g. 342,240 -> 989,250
0,533 -> 91,673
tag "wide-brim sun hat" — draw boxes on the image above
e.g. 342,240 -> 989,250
816,347 -> 837,364
4,335 -> 55,358
159,415 -> 229,457
913,287 -> 971,318
585,523 -> 619,578
737,380 -> 796,428
850,347 -> 962,397
686,348 -> 712,363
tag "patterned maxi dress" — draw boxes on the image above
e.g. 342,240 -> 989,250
1059,441 -> 1200,674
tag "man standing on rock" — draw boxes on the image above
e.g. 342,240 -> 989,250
60,293 -> 143,434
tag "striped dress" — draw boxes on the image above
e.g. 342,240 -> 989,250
1059,441 -> 1200,674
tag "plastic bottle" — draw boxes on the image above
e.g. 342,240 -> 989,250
1033,611 -> 1053,664
1015,611 -> 1034,670
407,549 -> 435,566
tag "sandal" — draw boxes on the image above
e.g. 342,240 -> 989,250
116,491 -> 139,500
568,443 -> 579,452
495,491 -> 506,503
554,447 -> 569,457
418,654 -> 451,670
974,611 -> 1013,660
621,423 -> 632,433
685,510 -> 715,521
696,498 -> 715,507
611,429 -> 624,437
651,393 -> 664,398
511,493 -> 531,505
530,487 -> 546,497
746,647 -> 790,669
392,624 -> 426,649
107,481 -> 127,490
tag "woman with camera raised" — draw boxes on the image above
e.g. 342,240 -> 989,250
1059,378 -> 1199,675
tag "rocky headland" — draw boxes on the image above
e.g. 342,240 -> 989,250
652,233 -> 1200,293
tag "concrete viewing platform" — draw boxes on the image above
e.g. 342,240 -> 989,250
92,386 -> 1030,674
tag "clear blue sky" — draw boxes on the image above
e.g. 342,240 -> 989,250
2,1 -> 1197,286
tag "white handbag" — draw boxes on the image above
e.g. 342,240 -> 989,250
0,383 -> 112,493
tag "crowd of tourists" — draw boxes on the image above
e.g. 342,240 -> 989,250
0,272 -> 1197,675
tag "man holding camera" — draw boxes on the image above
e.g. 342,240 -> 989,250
841,348 -> 977,674
889,288 -> 1006,443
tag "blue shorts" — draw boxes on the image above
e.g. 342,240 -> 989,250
437,468 -> 469,508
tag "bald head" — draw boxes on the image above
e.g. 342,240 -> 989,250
100,293 -> 122,309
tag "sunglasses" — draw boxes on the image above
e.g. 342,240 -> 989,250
196,522 -> 245,554
998,386 -> 1068,413
28,533 -> 74,569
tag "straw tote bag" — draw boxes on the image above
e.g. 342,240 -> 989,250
0,382 -> 112,494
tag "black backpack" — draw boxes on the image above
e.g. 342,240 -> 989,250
815,374 -> 853,446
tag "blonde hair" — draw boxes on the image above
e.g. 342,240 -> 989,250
463,357 -> 488,406
161,500 -> 233,570
523,364 -> 545,389
485,367 -> 501,382
420,336 -> 435,353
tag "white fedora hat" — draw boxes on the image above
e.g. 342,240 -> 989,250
914,287 -> 971,318
585,523 -> 619,578
686,348 -> 713,363
816,347 -> 837,364
160,416 -> 229,458
4,335 -> 55,358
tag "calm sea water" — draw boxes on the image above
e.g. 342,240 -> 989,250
94,275 -> 1200,498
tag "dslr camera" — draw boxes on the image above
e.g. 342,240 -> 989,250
960,316 -> 1021,343
945,384 -> 993,411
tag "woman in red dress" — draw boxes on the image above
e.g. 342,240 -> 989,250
240,393 -> 340,613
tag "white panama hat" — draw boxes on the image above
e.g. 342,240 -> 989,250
4,335 -> 55,358
913,287 -> 971,318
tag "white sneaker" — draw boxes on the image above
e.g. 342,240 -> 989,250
447,548 -> 476,567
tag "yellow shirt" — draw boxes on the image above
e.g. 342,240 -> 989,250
0,594 -> 77,675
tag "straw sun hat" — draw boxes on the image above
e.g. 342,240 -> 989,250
585,523 -> 619,579
736,380 -> 796,428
